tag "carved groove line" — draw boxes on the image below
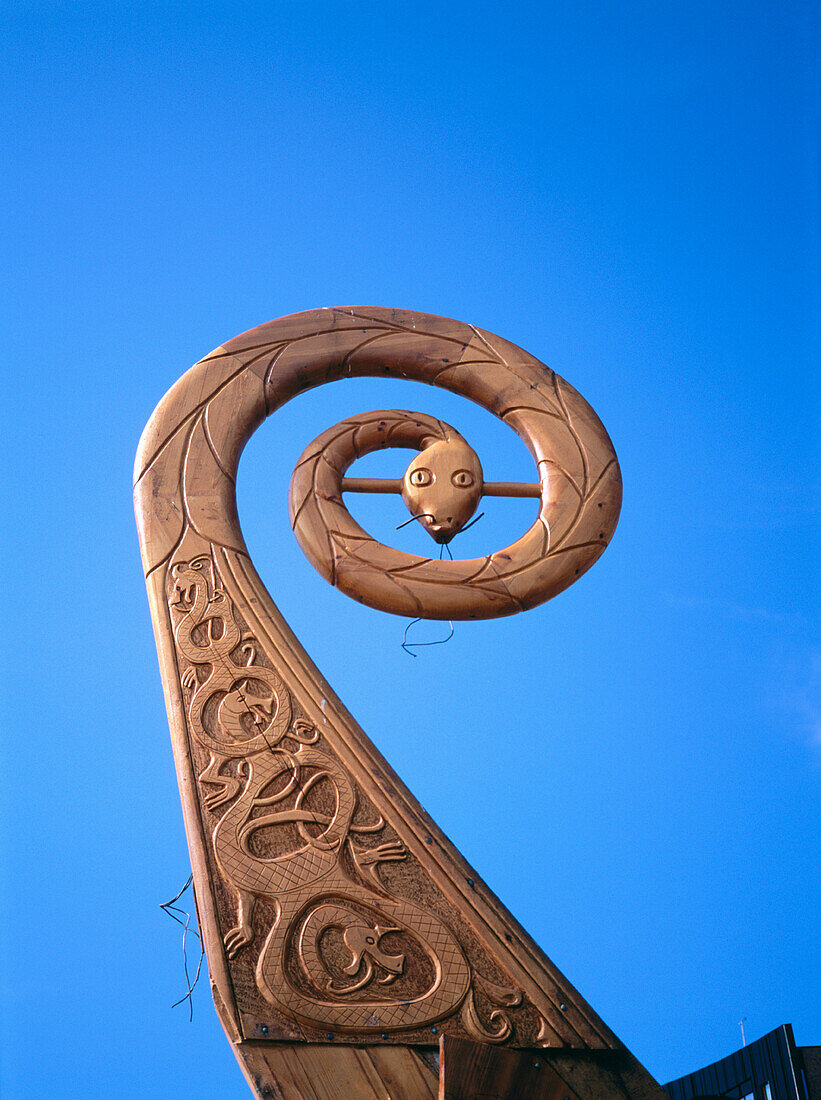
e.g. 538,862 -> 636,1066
134,308 -> 623,1051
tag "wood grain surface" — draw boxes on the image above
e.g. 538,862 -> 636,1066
134,308 -> 663,1098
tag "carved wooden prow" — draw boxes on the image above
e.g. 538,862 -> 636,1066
134,307 -> 666,1098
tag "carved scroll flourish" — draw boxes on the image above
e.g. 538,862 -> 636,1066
135,308 -> 623,1051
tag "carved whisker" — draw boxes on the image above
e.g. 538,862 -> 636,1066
395,512 -> 435,530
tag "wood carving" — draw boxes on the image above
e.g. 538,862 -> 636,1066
135,307 -> 665,1098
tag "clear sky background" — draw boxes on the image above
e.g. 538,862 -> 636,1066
2,2 -> 818,1097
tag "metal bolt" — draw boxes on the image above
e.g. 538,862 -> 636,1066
467,879 -> 474,888
381,1033 -> 388,1040
431,1026 -> 438,1034
327,1033 -> 334,1040
559,1003 -> 567,1011
261,1025 -> 268,1035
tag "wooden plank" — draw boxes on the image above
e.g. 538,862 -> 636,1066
440,1035 -> 580,1100
364,1046 -> 439,1100
540,1051 -> 672,1100
439,1037 -> 674,1100
234,1044 -> 439,1100
234,1038 -> 670,1100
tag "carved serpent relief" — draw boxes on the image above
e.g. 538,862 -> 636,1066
287,389 -> 620,623
135,307 -> 623,1052
289,410 -> 487,591
168,551 -> 520,1038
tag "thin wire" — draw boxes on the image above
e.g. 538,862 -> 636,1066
457,511 -> 485,535
395,512 -> 435,530
395,512 -> 490,652
401,617 -> 455,656
160,873 -> 205,1021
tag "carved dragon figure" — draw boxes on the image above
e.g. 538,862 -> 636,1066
135,308 -> 629,1061
167,546 -> 499,1036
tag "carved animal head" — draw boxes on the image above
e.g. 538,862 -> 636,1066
401,438 -> 483,544
218,681 -> 274,740
170,556 -> 210,608
342,922 -> 405,978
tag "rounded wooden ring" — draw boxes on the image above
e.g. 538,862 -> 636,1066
135,307 -> 622,621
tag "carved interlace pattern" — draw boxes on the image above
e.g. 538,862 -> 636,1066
167,554 -> 518,1038
135,308 -> 622,1050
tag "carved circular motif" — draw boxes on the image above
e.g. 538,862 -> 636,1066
289,393 -> 621,621
133,308 -> 626,1051
137,307 -> 622,621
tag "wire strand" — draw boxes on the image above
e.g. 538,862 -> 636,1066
401,617 -> 455,656
160,874 -> 205,1021
395,512 -> 435,530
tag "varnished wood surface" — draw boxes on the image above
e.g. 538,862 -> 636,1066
340,477 -> 542,498
440,1036 -> 581,1100
133,308 -> 663,1098
440,1036 -> 673,1100
235,1044 -> 438,1100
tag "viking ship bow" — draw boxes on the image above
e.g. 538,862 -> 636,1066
134,308 -> 666,1099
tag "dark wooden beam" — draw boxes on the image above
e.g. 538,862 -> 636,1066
439,1036 -> 581,1100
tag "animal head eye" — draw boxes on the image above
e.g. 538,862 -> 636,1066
451,469 -> 475,488
409,468 -> 433,487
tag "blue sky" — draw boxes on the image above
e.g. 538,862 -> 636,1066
2,2 -> 818,1096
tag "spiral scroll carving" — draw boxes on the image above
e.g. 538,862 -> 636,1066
136,307 -> 621,619
134,307 -> 625,1053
